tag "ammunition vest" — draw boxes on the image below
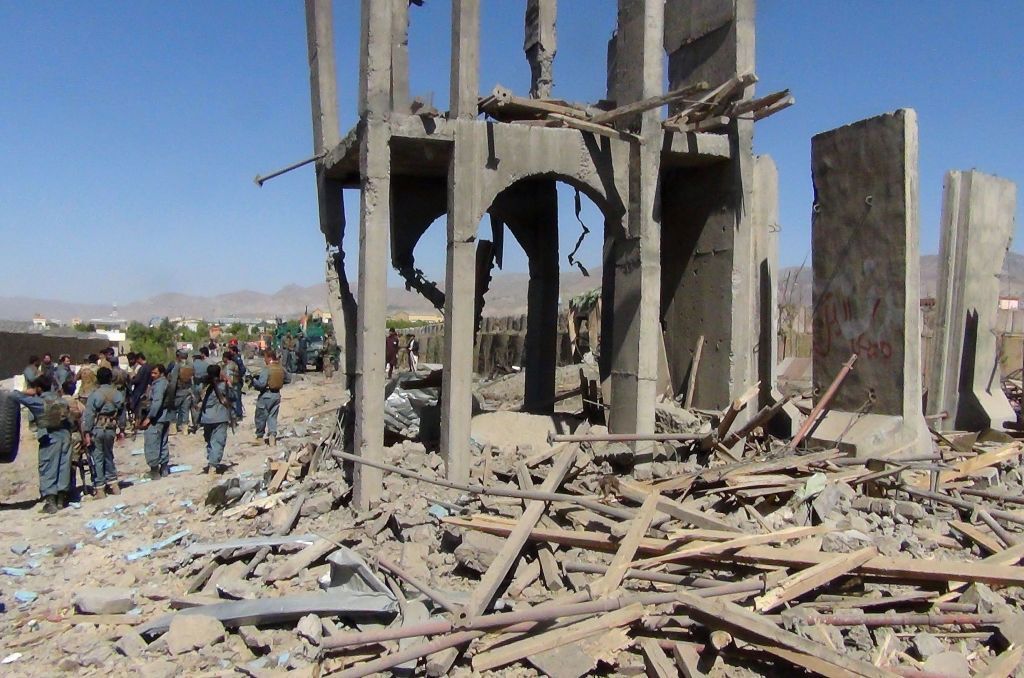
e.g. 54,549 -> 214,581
178,364 -> 195,387
266,364 -> 285,390
39,394 -> 71,430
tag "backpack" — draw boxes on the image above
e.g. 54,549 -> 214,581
38,394 -> 71,430
267,364 -> 286,390
178,364 -> 195,387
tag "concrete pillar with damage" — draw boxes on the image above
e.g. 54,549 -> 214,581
809,109 -> 930,457
659,0 -> 759,415
602,0 -> 664,438
927,171 -> 1017,431
440,0 -> 481,484
352,0 -> 394,508
305,0 -> 357,389
524,0 -> 556,99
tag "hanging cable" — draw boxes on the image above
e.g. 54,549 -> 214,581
568,188 -> 591,277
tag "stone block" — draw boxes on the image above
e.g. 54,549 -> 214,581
166,614 -> 225,656
73,587 -> 135,615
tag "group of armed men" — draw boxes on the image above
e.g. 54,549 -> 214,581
12,343 -> 290,514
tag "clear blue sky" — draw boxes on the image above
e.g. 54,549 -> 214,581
1,2 -> 1021,304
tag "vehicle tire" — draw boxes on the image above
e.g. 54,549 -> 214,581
0,390 -> 21,464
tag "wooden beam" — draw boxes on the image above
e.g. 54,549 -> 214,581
264,538 -> 337,582
727,89 -> 791,118
672,642 -> 707,678
461,445 -> 578,618
751,95 -> 795,121
717,383 -> 760,439
442,515 -> 675,555
589,81 -> 709,125
590,492 -> 661,597
674,592 -> 893,678
984,644 -> 1024,678
684,335 -> 704,409
632,526 -> 828,568
754,546 -> 877,612
545,113 -> 640,141
916,442 -> 1023,488
639,636 -> 678,678
471,603 -> 646,672
950,520 -> 1004,555
617,478 -> 740,532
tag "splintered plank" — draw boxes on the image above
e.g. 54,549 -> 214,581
590,492 -> 661,598
461,445 -> 578,618
639,637 -> 677,678
617,479 -> 740,532
442,515 -> 675,555
471,603 -> 646,672
754,546 -> 877,612
950,520 -> 1004,555
917,442 -> 1024,488
674,592 -> 893,678
632,526 -> 828,568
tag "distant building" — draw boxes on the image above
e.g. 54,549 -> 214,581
390,310 -> 443,324
999,296 -> 1020,310
310,308 -> 332,323
31,314 -> 49,329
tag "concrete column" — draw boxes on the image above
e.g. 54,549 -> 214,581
440,0 -> 480,484
660,0 -> 758,414
810,109 -> 929,457
605,0 -> 662,437
927,171 -> 1017,431
524,0 -> 556,99
391,0 -> 409,111
305,0 -> 355,389
353,0 -> 393,509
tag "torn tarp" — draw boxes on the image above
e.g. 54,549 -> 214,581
383,368 -> 481,443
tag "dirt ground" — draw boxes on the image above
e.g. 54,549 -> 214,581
0,371 -> 339,675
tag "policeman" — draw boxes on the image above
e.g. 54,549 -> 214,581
221,349 -> 244,419
82,367 -> 126,498
296,331 -> 307,374
141,364 -> 173,479
196,364 -> 233,473
253,349 -> 288,446
171,349 -> 194,432
281,333 -> 295,372
54,355 -> 75,395
10,376 -> 75,513
191,348 -> 210,430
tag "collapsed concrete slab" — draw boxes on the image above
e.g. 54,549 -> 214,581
809,109 -> 930,457
927,171 -> 1017,431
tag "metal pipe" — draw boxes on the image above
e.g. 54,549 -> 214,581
721,395 -> 796,448
902,486 -> 1024,527
798,611 -> 1004,628
324,590 -> 680,652
786,353 -> 857,451
376,556 -> 461,614
253,152 -> 325,187
959,487 -> 1024,506
331,450 -> 644,523
977,509 -> 1021,547
547,431 -> 707,444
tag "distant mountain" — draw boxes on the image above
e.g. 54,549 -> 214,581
0,267 -> 604,324
6,252 -> 1016,324
778,252 -> 1024,307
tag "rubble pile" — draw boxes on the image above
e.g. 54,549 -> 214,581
4,373 -> 1024,677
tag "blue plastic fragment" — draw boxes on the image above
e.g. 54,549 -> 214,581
1,567 -> 27,577
427,504 -> 450,519
86,518 -> 117,534
14,591 -> 37,603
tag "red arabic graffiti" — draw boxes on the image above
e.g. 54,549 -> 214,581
814,292 -> 893,360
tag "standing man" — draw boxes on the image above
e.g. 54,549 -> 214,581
406,333 -> 420,372
141,364 -> 173,479
55,355 -> 75,395
23,355 -> 41,387
10,376 -> 75,513
281,332 -> 295,372
296,331 -> 308,374
196,364 -> 233,473
82,367 -> 126,498
76,354 -> 99,403
385,328 -> 400,378
222,349 -> 245,419
253,349 -> 288,446
39,353 -> 58,391
130,353 -> 152,427
170,350 -> 194,432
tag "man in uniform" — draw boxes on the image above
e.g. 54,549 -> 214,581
281,332 -> 295,372
170,349 -> 194,432
82,367 -> 126,498
55,355 -> 76,395
385,328 -> 400,378
23,355 -> 41,387
141,364 -> 173,479
130,353 -> 152,427
222,349 -> 244,419
196,364 -> 233,473
10,375 -> 76,513
253,349 -> 288,446
191,348 -> 210,430
296,331 -> 308,374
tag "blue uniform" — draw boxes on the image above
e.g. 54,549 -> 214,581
253,363 -> 288,438
23,365 -> 39,387
10,391 -> 73,499
197,382 -> 232,466
144,376 -> 173,470
54,365 -> 73,395
83,385 -> 126,487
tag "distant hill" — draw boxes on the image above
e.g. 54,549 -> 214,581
4,253 -> 1020,324
778,252 -> 1024,307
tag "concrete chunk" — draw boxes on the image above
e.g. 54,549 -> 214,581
166,614 -> 225,655
73,587 -> 135,615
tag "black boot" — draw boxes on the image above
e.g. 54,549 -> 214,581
149,466 -> 161,481
160,464 -> 170,478
40,495 -> 58,514
56,491 -> 68,508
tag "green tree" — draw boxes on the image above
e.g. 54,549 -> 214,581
73,322 -> 97,333
127,320 -> 174,363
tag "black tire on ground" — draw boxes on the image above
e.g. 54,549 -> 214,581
0,390 -> 21,464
